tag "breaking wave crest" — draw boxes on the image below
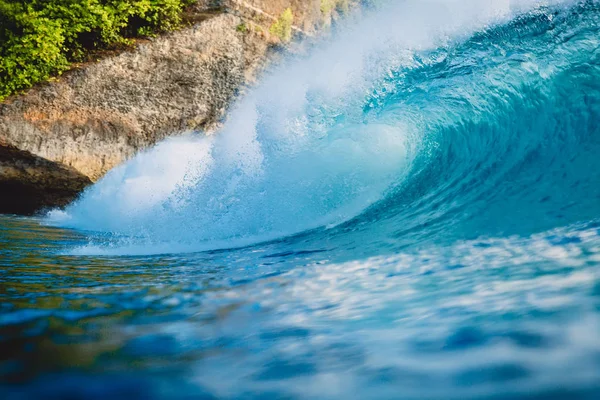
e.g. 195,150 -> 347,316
49,0 -> 600,257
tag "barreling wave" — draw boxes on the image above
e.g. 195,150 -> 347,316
48,0 -> 600,256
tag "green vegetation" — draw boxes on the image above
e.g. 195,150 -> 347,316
236,22 -> 248,33
0,0 -> 195,101
320,0 -> 349,16
269,7 -> 293,43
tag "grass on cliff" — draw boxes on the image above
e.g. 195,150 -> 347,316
0,0 -> 196,101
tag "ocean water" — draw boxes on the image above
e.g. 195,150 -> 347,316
2,0 -> 600,398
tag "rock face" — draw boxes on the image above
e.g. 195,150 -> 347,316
0,13 -> 264,183
0,0 -> 349,215
0,145 -> 91,215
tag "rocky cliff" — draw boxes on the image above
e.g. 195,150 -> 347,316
0,0 -> 352,215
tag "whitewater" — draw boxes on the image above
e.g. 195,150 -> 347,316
2,0 -> 600,399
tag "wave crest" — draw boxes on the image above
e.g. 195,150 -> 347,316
49,0 -> 599,256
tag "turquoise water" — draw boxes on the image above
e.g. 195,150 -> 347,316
2,0 -> 600,398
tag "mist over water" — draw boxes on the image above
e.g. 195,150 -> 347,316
4,0 -> 600,399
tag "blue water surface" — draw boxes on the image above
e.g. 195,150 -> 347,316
2,1 -> 600,399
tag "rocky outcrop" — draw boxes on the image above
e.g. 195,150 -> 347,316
0,145 -> 91,215
0,13 -> 266,183
0,0 -> 352,215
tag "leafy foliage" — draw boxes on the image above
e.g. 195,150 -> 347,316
0,0 -> 194,100
269,7 -> 293,43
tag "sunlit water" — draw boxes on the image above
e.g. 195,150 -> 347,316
2,0 -> 600,398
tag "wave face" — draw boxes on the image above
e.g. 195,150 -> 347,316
49,0 -> 599,256
2,1 -> 599,399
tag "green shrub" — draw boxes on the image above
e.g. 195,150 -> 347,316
320,0 -> 334,15
269,7 -> 293,43
320,0 -> 349,16
0,0 -> 194,101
